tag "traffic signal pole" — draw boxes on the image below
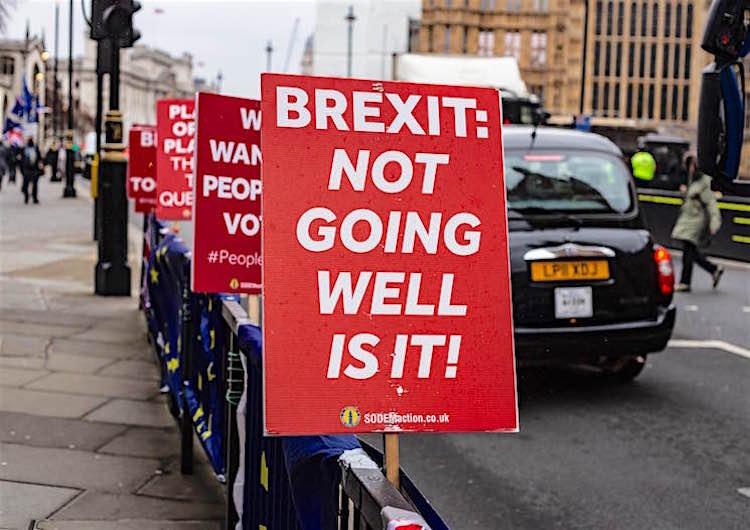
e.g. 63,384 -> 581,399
62,0 -> 77,198
91,0 -> 142,296
94,38 -> 130,296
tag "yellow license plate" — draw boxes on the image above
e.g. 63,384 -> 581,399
530,260 -> 610,282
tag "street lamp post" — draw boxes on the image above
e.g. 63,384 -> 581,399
345,6 -> 356,77
265,40 -> 273,71
62,0 -> 76,198
52,0 -> 59,141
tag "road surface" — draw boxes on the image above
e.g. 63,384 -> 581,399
375,258 -> 750,529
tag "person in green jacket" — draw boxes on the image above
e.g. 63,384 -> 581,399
671,153 -> 724,292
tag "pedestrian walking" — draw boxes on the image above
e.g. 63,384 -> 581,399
6,144 -> 18,183
0,141 -> 8,190
20,137 -> 43,204
45,141 -> 60,181
671,153 -> 724,292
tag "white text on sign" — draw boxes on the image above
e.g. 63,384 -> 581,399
276,87 -> 491,139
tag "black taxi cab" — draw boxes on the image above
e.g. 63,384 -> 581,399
504,126 -> 676,381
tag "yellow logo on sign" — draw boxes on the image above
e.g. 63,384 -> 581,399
229,278 -> 239,289
340,406 -> 361,428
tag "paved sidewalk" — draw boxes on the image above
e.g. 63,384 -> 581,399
0,178 -> 223,529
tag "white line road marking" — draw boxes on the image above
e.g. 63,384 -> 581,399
668,339 -> 750,360
683,305 -> 699,312
742,307 -> 750,313
738,487 -> 750,499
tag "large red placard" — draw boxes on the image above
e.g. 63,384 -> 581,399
127,125 -> 157,213
191,92 -> 262,293
155,99 -> 195,220
260,73 -> 517,435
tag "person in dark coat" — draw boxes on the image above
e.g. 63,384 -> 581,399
6,144 -> 19,183
20,138 -> 43,204
44,141 -> 60,181
671,153 -> 724,292
0,141 -> 8,190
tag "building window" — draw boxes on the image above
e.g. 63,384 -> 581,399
446,0 -> 452,6
641,2 -> 648,37
648,84 -> 655,119
617,2 -> 624,35
639,43 -> 645,77
606,1 -> 614,34
505,0 -> 520,11
503,31 -> 520,59
682,86 -> 689,120
462,26 -> 469,53
684,44 -> 691,79
603,82 -> 610,113
660,85 -> 667,119
673,44 -> 680,79
675,4 -> 683,38
534,0 -> 549,11
479,29 -> 496,56
592,82 -> 599,111
477,29 -> 500,58
408,18 -> 420,52
630,2 -> 637,36
686,4 -> 693,38
664,3 -> 671,37
428,25 -> 434,52
530,32 -> 547,67
616,42 -> 622,76
530,84 -> 545,101
595,1 -> 603,34
0,56 -> 14,76
662,44 -> 669,78
444,25 -> 452,52
626,84 -> 634,117
605,42 -> 612,75
594,42 -> 601,75
628,43 -> 635,76
637,84 -> 644,117
650,44 -> 656,77
614,85 -> 621,113
671,85 -> 679,120
652,4 -> 658,37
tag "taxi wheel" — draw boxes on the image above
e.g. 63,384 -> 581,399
600,355 -> 647,383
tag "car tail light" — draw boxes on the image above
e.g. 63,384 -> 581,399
653,245 -> 674,298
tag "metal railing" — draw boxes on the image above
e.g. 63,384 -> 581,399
140,214 -> 448,529
219,298 -> 443,530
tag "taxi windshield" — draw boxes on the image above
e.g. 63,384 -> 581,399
505,150 -> 634,214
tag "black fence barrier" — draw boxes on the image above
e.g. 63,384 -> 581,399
140,214 -> 449,529
638,189 -> 750,262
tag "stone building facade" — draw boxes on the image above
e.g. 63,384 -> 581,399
417,0 -> 586,114
57,38 -> 195,144
0,35 -> 48,141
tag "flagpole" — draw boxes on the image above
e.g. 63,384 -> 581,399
62,0 -> 76,198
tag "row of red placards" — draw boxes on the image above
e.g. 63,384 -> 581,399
127,74 -> 517,435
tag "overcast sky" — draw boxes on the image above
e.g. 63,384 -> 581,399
3,0 -> 317,98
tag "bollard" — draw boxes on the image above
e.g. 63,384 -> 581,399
94,110 -> 131,296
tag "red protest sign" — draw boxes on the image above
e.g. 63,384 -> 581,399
155,99 -> 195,220
191,92 -> 262,293
127,125 -> 157,213
260,73 -> 517,435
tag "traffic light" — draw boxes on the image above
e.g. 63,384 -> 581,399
90,0 -> 141,48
